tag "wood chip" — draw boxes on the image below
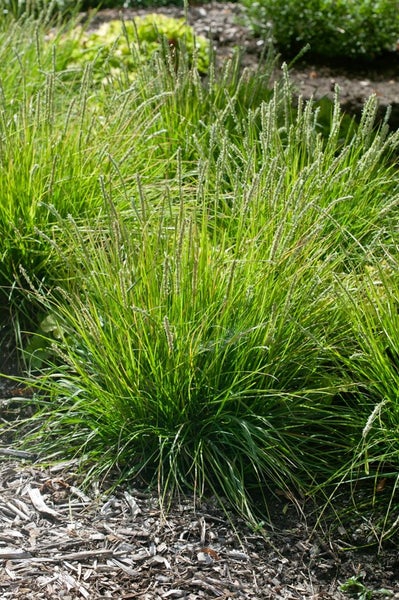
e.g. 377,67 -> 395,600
0,548 -> 32,560
123,491 -> 141,518
27,486 -> 62,520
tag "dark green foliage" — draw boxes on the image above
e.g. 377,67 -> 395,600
243,0 -> 399,59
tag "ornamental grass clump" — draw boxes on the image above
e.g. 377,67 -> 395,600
0,16 -> 151,302
0,17 -> 101,299
3,8 -> 399,530
17,182 -> 355,520
0,11 -> 273,309
12,62 -> 399,524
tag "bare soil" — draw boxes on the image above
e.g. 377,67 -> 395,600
1,4 -> 399,598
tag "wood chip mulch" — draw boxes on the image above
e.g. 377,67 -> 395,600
0,456 -> 328,599
0,448 -> 399,599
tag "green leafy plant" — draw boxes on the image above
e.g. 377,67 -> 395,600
243,0 -> 399,59
60,13 -> 210,84
340,576 -> 373,599
340,575 -> 394,599
22,313 -> 68,371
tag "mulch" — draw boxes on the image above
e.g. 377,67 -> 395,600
0,451 -> 398,599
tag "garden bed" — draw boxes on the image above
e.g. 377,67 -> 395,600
1,3 -> 399,598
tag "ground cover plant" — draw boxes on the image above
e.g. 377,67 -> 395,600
243,0 -> 399,59
1,8 -> 399,540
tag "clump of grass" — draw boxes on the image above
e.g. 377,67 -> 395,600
0,12 -> 276,309
13,66 -> 399,524
2,8 -> 399,531
18,184 -> 354,520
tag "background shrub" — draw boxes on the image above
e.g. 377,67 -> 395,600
243,0 -> 399,59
